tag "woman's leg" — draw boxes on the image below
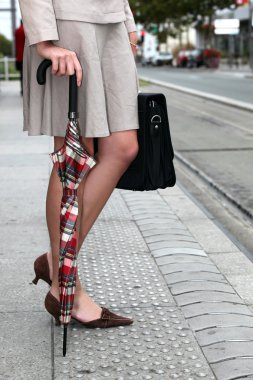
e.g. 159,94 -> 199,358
46,131 -> 138,321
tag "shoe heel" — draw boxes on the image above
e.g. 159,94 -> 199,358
55,319 -> 61,326
33,253 -> 52,286
32,275 -> 39,285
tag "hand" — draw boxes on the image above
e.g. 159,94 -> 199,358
35,41 -> 82,87
128,31 -> 138,56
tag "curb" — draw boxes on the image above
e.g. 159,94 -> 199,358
139,75 -> 253,113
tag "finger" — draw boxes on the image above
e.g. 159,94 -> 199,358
59,56 -> 67,76
73,56 -> 83,86
66,56 -> 75,76
51,57 -> 59,75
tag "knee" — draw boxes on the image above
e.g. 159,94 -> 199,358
120,139 -> 139,166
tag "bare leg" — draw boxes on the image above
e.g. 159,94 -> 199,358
47,131 -> 138,321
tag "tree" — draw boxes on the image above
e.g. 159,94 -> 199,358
183,0 -> 233,47
130,0 -> 233,46
0,34 -> 12,57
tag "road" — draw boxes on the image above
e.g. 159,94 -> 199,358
140,81 -> 253,255
137,66 -> 253,104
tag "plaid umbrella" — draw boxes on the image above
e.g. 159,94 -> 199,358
37,59 -> 96,356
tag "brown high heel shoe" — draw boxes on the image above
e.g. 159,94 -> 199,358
32,252 -> 52,286
44,291 -> 134,328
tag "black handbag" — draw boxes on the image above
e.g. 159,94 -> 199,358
116,92 -> 176,191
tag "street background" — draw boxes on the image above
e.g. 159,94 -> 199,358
1,0 -> 253,379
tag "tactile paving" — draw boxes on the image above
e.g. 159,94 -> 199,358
53,190 -> 214,379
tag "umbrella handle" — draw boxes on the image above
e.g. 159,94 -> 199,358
36,58 -> 78,119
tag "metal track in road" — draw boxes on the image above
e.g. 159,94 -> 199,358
174,150 -> 253,221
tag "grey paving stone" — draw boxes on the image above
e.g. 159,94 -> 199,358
170,281 -> 235,296
149,241 -> 201,250
54,307 -> 215,380
139,223 -> 186,231
0,311 -> 51,380
136,218 -> 179,226
209,252 -> 253,276
196,326 -> 253,346
152,247 -> 207,258
142,229 -> 192,238
0,256 -> 49,312
127,202 -> 167,207
184,219 -> 239,254
175,291 -> 244,307
212,358 -> 253,380
99,190 -> 133,221
160,263 -> 220,275
188,314 -> 253,332
224,274 -> 253,305
130,209 -> 175,216
122,193 -> 161,201
156,255 -> 212,266
79,248 -> 174,308
182,302 -> 252,318
165,272 -> 226,285
146,234 -> 196,244
134,215 -> 178,222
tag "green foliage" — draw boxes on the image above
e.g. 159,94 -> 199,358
0,34 -> 12,56
130,0 -> 233,45
130,0 -> 233,24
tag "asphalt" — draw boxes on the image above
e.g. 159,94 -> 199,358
1,81 -> 253,380
137,65 -> 253,109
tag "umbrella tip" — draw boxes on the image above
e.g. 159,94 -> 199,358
63,325 -> 68,356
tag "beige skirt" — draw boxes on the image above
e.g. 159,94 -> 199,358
22,20 -> 139,137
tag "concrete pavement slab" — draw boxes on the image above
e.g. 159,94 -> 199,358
0,312 -> 52,380
1,81 -> 51,379
152,247 -> 207,257
212,358 -> 253,380
145,234 -> 196,243
182,302 -> 252,318
170,281 -> 235,295
165,272 -> 226,285
149,241 -> 201,250
188,314 -> 253,331
175,291 -> 244,307
142,229 -> 192,237
196,326 -> 253,346
155,255 -> 212,266
138,222 -> 186,231
203,341 -> 253,363
160,263 -> 220,275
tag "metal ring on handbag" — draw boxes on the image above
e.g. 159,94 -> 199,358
151,115 -> 162,129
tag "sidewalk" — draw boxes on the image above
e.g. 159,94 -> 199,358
1,81 -> 253,380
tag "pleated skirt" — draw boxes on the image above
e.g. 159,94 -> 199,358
22,20 -> 139,137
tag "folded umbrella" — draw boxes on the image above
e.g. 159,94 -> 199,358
37,59 -> 96,356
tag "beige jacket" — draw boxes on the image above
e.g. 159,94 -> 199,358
18,0 -> 136,46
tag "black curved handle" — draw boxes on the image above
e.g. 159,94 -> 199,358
36,58 -> 78,117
